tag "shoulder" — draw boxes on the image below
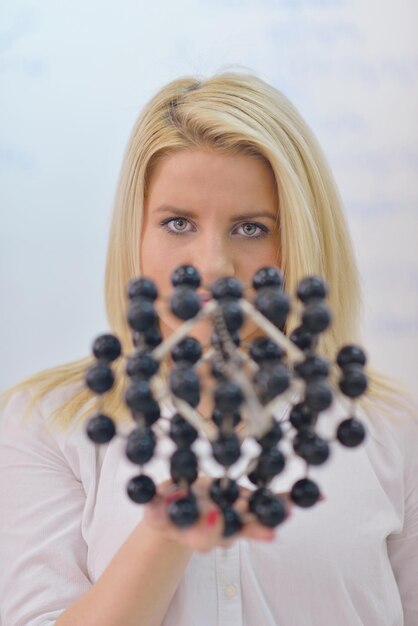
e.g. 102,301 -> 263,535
1,382 -> 82,430
360,394 -> 418,501
0,383 -> 92,476
361,394 -> 418,456
0,354 -> 93,431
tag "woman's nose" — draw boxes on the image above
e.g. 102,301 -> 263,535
191,234 -> 235,286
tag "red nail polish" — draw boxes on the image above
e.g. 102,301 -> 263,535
206,509 -> 219,527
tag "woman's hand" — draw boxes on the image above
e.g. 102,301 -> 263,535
141,477 -> 292,553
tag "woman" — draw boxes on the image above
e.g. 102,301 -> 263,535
1,72 -> 417,626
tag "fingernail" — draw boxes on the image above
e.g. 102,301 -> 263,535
164,491 -> 187,505
206,509 -> 219,527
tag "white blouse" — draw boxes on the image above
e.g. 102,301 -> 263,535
0,386 -> 417,626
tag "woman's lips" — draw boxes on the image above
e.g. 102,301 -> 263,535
197,292 -> 213,306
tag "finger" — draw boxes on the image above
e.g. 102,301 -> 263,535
275,491 -> 293,508
155,479 -> 177,497
240,521 -> 277,541
143,484 -> 187,529
178,506 -> 223,552
218,521 -> 276,547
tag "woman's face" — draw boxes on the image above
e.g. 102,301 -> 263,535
141,148 -> 281,347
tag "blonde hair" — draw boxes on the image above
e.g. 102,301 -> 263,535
2,71 -> 395,426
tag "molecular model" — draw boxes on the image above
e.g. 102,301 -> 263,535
84,266 -> 368,536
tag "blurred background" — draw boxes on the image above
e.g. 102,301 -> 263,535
1,0 -> 417,397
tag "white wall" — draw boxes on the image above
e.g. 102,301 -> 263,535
1,0 -> 417,396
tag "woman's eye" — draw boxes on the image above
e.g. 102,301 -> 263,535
161,218 -> 268,238
236,222 -> 268,238
161,217 -> 193,234
172,218 -> 188,232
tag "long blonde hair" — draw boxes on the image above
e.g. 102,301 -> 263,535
3,71 -> 393,427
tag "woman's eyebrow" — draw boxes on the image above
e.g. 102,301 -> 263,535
232,211 -> 277,222
154,204 -> 277,221
154,205 -> 198,218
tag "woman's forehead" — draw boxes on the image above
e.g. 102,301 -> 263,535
145,148 -> 279,215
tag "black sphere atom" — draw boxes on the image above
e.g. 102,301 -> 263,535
337,344 -> 367,369
209,478 -> 240,508
126,350 -> 159,380
212,434 -> 241,467
249,337 -> 285,364
222,507 -> 243,537
214,381 -> 244,413
289,325 -> 314,352
127,474 -> 156,504
170,287 -> 201,320
169,364 -> 201,407
302,301 -> 331,334
289,403 -> 314,430
92,334 -> 122,363
86,413 -> 116,444
293,430 -> 330,466
338,365 -> 368,398
137,399 -> 161,426
247,468 -> 269,488
304,378 -> 333,412
127,299 -> 157,332
171,337 -> 202,365
337,417 -> 366,447
86,363 -> 114,394
251,492 -> 287,527
220,299 -> 244,332
125,380 -> 156,413
169,495 -> 200,528
171,265 -> 201,289
170,449 -> 198,485
255,447 -> 286,479
255,363 -> 290,402
255,288 -> 290,327
126,427 -> 156,465
294,355 -> 330,382
211,276 -> 243,300
248,487 -> 270,513
252,267 -> 284,290
169,413 -> 198,448
142,325 -> 163,348
290,478 -> 320,508
128,277 -> 158,301
296,276 -> 328,303
256,420 -> 282,449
